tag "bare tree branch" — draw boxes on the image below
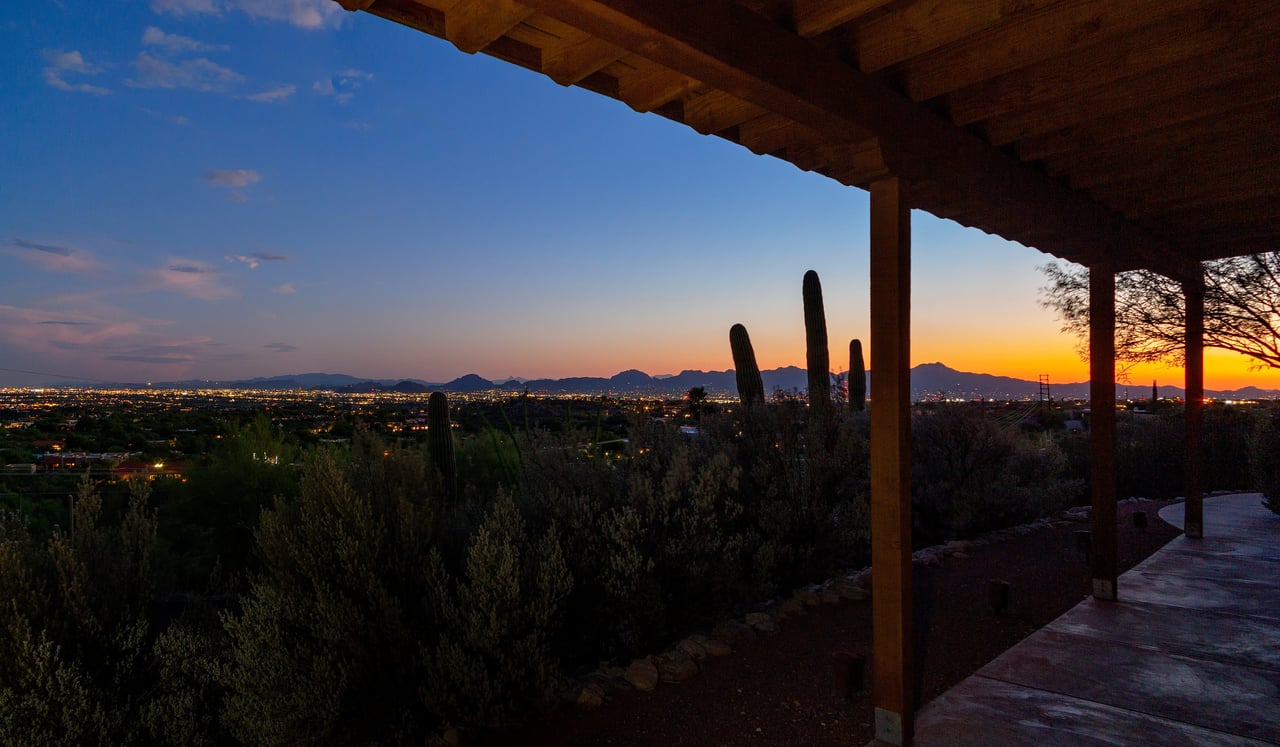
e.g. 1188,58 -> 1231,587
1039,253 -> 1280,370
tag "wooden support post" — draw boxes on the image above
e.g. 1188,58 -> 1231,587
869,178 -> 913,746
1184,271 -> 1205,538
1089,264 -> 1118,601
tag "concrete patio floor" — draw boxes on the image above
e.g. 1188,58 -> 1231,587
913,493 -> 1280,746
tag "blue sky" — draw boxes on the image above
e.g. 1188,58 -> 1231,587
2,0 -> 1274,391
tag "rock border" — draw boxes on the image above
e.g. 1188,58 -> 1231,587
559,495 -> 1185,707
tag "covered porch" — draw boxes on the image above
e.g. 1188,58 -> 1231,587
330,1 -> 1280,743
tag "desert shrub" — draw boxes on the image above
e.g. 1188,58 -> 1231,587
220,444 -> 443,744
220,440 -> 571,743
1116,413 -> 1184,500
514,420 -> 750,664
0,477 -> 159,746
142,606 -> 231,747
912,406 -> 1081,545
1202,405 -> 1257,492
421,495 -> 571,726
1251,407 -> 1280,516
517,405 -> 871,669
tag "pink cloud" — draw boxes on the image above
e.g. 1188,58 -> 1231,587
8,238 -> 102,272
148,259 -> 237,300
0,304 -> 214,379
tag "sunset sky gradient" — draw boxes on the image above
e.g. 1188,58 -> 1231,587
3,1 -> 1277,392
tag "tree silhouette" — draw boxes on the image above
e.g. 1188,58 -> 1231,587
1040,253 -> 1280,370
686,386 -> 712,420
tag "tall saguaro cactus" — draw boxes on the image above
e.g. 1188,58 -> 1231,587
849,338 -> 866,412
729,323 -> 765,407
803,270 -> 831,416
427,391 -> 457,504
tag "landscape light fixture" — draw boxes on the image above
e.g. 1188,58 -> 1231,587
988,578 -> 1011,617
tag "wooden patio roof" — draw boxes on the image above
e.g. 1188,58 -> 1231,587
335,0 -> 1278,280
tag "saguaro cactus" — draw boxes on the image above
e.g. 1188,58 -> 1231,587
427,391 -> 457,504
729,323 -> 765,407
849,338 -> 866,412
803,270 -> 831,416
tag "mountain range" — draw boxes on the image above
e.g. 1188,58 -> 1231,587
123,363 -> 1279,401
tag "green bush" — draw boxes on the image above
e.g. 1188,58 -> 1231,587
0,477 -> 159,746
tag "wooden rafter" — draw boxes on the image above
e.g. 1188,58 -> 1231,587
982,40 -> 1280,146
507,0 -> 1194,276
898,0 -> 1206,102
789,0 -> 896,38
443,0 -> 533,53
946,0 -> 1272,125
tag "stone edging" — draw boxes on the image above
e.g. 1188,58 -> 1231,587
560,495 -> 1179,706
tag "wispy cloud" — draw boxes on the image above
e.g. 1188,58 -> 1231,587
0,304 -> 215,376
203,169 -> 261,188
151,0 -> 344,29
313,68 -> 372,104
7,238 -> 102,272
126,52 -> 244,92
142,26 -> 229,54
273,282 -> 296,295
148,259 -> 237,300
0,305 -> 142,351
224,251 -> 289,269
232,0 -> 345,30
150,0 -> 219,16
246,84 -> 295,103
203,169 -> 261,201
264,342 -> 298,353
42,49 -> 110,95
140,108 -> 190,125
106,354 -> 191,364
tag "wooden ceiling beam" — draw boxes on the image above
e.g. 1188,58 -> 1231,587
359,0 -> 445,36
1193,238 -> 1280,262
1021,84 -> 1280,163
679,89 -> 769,136
789,0 -> 896,38
443,0 -> 535,54
1174,222 -> 1280,248
854,0 -> 1057,73
981,39 -> 1280,146
898,0 -> 1204,102
736,114 -> 822,158
1116,169 -> 1280,219
514,0 -> 1191,277
819,138 -> 890,186
542,29 -> 626,85
1069,133 -> 1278,191
1039,100 -> 1280,175
617,63 -> 702,112
1154,197 -> 1280,232
946,0 -> 1271,125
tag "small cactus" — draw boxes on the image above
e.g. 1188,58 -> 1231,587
427,391 -> 457,504
729,323 -> 765,407
803,270 -> 831,416
849,338 -> 866,412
